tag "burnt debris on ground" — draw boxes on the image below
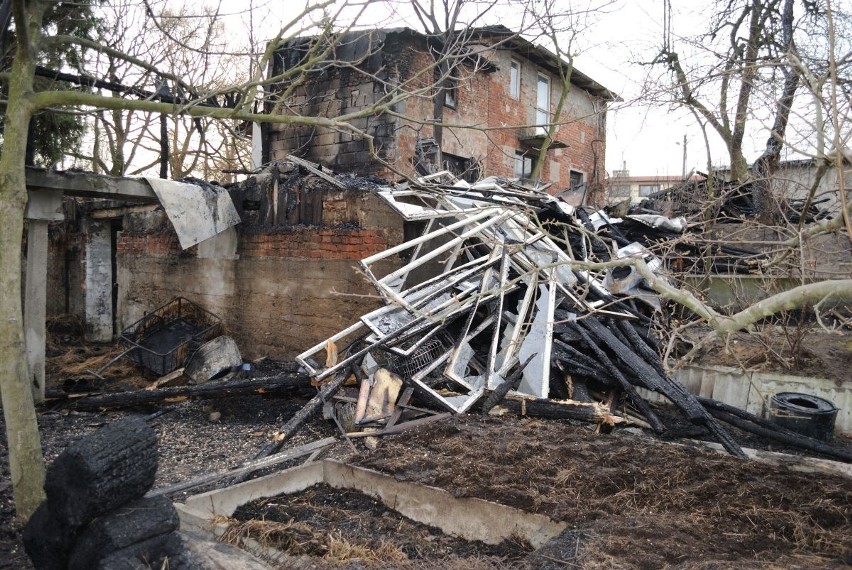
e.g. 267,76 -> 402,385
269,170 -> 849,464
42,162 -> 850,467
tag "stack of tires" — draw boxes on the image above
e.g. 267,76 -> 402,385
23,417 -> 179,570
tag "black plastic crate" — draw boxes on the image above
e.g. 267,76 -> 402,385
120,297 -> 222,376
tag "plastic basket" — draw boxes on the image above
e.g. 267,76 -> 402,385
120,297 -> 222,376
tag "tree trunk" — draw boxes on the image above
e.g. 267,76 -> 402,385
752,0 -> 799,223
0,0 -> 48,521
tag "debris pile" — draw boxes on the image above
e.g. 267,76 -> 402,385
633,172 -> 832,224
289,172 -> 848,461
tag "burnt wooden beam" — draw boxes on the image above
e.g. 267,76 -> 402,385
491,397 -> 626,426
54,373 -> 312,411
574,324 -> 667,433
698,397 -> 852,463
147,437 -> 338,497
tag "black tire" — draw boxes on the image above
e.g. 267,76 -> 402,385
769,392 -> 838,441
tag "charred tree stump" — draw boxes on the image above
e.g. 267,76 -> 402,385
67,496 -> 179,570
22,502 -> 76,570
44,417 -> 158,528
96,532 -> 182,570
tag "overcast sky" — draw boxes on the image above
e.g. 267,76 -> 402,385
233,0 -> 821,178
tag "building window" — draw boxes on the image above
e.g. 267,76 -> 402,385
535,74 -> 550,135
638,184 -> 660,196
610,185 -> 631,198
569,170 -> 584,190
443,152 -> 481,183
443,79 -> 457,109
514,151 -> 535,180
509,59 -> 520,99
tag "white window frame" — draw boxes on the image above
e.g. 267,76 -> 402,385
509,59 -> 521,99
514,151 -> 534,180
535,73 -> 550,135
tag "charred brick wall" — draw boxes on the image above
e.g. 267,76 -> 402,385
267,31 -> 609,192
239,228 -> 387,260
267,30 -> 417,176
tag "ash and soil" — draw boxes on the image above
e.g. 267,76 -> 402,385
1,322 -> 851,569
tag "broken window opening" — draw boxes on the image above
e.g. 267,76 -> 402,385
414,138 -> 440,176
570,170 -> 584,191
514,151 -> 535,181
443,79 -> 457,109
442,152 -> 481,184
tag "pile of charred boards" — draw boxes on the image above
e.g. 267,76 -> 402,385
287,171 -> 848,463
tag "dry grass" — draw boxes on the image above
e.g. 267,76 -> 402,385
324,532 -> 408,564
221,520 -> 423,566
219,517 -> 319,555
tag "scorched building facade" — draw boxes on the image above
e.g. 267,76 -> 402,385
264,26 -> 617,201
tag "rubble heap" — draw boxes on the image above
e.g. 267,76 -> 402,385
289,172 -> 848,461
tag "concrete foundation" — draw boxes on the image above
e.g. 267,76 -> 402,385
651,365 -> 852,436
176,460 -> 566,550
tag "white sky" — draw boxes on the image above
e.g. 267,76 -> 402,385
208,0 -> 832,178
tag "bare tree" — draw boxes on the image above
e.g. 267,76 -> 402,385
0,0 -> 442,520
76,1 -> 253,179
651,0 -> 829,182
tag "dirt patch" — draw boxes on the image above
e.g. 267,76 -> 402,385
352,415 -> 852,569
227,483 -> 531,565
2,333 -> 852,569
687,327 -> 851,383
2,394 -> 851,569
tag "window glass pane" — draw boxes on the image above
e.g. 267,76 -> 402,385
514,152 -> 533,179
536,75 -> 550,127
510,61 -> 520,99
444,80 -> 456,108
638,184 -> 660,196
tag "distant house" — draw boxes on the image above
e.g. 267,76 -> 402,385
264,26 -> 617,199
605,165 -> 693,205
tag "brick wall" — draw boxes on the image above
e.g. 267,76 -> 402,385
268,32 -> 609,193
240,229 -> 388,260
116,233 -> 182,256
116,192 -> 403,359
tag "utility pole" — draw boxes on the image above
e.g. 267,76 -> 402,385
681,133 -> 687,179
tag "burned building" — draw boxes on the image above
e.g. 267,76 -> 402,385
264,26 -> 617,200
